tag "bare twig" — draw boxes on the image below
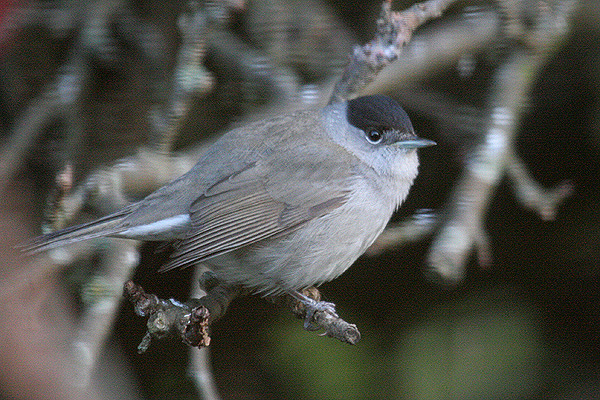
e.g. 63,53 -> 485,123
506,150 -> 574,221
329,0 -> 460,103
363,7 -> 501,94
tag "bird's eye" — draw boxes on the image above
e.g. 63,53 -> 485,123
365,128 -> 384,144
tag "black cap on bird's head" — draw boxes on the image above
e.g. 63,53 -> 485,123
347,95 -> 414,134
346,95 -> 435,149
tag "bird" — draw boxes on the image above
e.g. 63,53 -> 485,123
24,94 -> 435,320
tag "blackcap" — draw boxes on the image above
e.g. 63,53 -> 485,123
25,95 -> 435,317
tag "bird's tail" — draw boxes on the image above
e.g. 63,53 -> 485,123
21,209 -> 131,253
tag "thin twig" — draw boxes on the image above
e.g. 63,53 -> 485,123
506,150 -> 574,221
329,0 -> 460,103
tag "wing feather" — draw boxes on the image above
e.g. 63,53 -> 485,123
160,178 -> 349,271
159,122 -> 357,271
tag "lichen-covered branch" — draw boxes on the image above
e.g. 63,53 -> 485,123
363,7 -> 501,94
329,0 -> 460,103
125,280 -> 361,348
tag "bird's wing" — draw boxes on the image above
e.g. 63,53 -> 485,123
159,141 -> 354,271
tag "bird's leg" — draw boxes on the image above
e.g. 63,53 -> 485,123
287,289 -> 338,331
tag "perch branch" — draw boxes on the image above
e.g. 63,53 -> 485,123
124,276 -> 244,351
125,279 -> 361,347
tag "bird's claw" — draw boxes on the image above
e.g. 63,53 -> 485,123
301,298 -> 338,331
286,290 -> 338,330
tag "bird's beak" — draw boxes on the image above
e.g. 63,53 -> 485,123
395,137 -> 436,149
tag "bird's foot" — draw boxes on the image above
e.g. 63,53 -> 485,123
288,290 -> 338,331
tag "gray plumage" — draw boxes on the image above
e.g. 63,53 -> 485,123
25,95 -> 434,295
